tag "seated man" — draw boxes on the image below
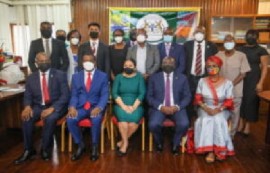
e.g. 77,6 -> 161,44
147,57 -> 191,155
67,53 -> 109,161
14,52 -> 70,164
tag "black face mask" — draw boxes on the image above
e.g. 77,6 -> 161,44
89,31 -> 99,39
38,63 -> 51,72
130,33 -> 137,41
41,29 -> 52,39
123,67 -> 134,75
162,65 -> 175,74
246,37 -> 257,45
56,36 -> 66,42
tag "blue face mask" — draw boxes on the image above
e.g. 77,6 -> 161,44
163,35 -> 173,43
224,42 -> 235,50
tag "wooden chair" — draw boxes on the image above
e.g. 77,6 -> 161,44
110,116 -> 145,151
68,110 -> 108,154
34,116 -> 66,152
149,118 -> 186,153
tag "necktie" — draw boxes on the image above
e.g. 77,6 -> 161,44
45,39 -> 51,58
86,72 -> 92,92
165,44 -> 170,56
42,73 -> 50,104
91,42 -> 96,54
195,43 -> 202,75
165,74 -> 171,106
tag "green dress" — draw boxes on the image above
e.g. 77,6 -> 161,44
112,73 -> 146,123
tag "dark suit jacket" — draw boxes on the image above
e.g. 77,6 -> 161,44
126,43 -> 160,75
158,42 -> 186,73
147,71 -> 191,111
183,40 -> 218,77
28,38 -> 69,72
24,68 -> 70,112
69,69 -> 109,112
78,41 -> 110,76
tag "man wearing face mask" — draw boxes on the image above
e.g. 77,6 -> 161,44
78,22 -> 110,77
237,29 -> 269,136
126,28 -> 137,47
67,53 -> 109,161
28,21 -> 69,72
126,28 -> 160,80
158,27 -> 186,73
183,26 -> 218,121
14,52 -> 70,164
216,34 -> 250,138
147,57 -> 191,155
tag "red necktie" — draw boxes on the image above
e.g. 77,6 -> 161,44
86,72 -> 92,92
42,73 -> 50,104
195,43 -> 202,75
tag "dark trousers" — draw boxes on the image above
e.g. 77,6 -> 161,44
23,105 -> 63,151
67,108 -> 103,146
148,109 -> 189,146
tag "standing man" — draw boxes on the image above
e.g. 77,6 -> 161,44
158,27 -> 186,73
147,57 -> 191,155
126,28 -> 160,80
14,52 -> 69,164
78,22 -> 110,76
28,21 -> 69,72
184,26 -> 218,119
126,28 -> 137,47
217,34 -> 250,138
67,53 -> 109,161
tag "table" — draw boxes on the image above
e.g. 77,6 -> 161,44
0,84 -> 24,132
258,90 -> 270,144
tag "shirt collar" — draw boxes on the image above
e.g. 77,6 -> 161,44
84,69 -> 95,76
39,69 -> 50,76
90,39 -> 99,45
42,38 -> 52,42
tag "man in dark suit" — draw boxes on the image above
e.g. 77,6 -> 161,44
126,28 -> 160,80
183,26 -> 218,118
67,53 -> 109,161
147,57 -> 191,155
14,52 -> 70,164
158,28 -> 186,73
28,21 -> 69,72
126,28 -> 137,48
78,22 -> 110,76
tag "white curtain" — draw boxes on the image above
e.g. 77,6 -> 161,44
0,3 -> 12,53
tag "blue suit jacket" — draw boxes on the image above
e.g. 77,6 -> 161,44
147,71 -> 191,111
24,68 -> 70,112
69,69 -> 109,111
158,42 -> 186,73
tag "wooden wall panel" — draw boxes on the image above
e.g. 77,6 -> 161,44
72,0 -> 259,44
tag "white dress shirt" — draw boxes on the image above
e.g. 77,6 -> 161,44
89,39 -> 99,56
42,38 -> 52,55
191,40 -> 206,76
84,69 -> 95,86
136,46 -> 147,74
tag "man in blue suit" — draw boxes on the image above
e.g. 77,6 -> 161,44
147,57 -> 191,155
158,28 -> 186,73
67,53 -> 109,161
14,52 -> 70,164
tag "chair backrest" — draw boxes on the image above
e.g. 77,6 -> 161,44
163,118 -> 175,127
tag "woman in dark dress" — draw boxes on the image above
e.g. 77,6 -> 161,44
238,29 -> 269,136
109,29 -> 128,80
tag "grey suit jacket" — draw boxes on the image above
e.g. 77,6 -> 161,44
126,43 -> 160,75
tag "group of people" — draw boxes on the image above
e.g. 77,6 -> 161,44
13,21 -> 269,165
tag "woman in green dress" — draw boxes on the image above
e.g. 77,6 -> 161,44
112,59 -> 146,156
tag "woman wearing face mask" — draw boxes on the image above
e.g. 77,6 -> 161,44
237,30 -> 269,136
67,29 -> 81,84
112,59 -> 146,156
109,29 -> 128,80
194,56 -> 235,163
216,34 -> 251,138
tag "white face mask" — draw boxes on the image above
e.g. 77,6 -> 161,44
224,42 -> 235,50
114,36 -> 123,43
137,34 -> 146,43
70,38 -> 79,45
83,62 -> 94,71
194,32 -> 204,42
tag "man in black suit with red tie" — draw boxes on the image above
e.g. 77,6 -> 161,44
183,26 -> 218,119
78,22 -> 110,76
28,21 -> 69,72
14,52 -> 70,164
